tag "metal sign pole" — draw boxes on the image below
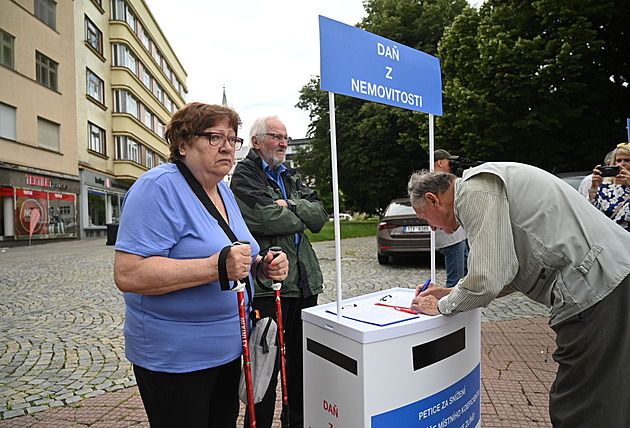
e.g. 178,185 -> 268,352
329,92 -> 343,321
320,15 -> 443,319
429,113 -> 436,283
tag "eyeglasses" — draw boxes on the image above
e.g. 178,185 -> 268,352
617,142 -> 630,148
194,132 -> 243,151
265,133 -> 292,143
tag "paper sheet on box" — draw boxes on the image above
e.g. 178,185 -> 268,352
326,291 -> 419,326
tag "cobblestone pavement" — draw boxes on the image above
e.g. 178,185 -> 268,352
0,236 -> 551,425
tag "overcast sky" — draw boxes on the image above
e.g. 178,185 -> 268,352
146,0 -> 368,145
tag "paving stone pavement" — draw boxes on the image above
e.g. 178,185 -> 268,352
0,236 -> 554,426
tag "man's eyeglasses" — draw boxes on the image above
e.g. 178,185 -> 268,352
194,132 -> 243,151
265,133 -> 292,143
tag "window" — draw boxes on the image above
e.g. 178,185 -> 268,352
142,107 -> 152,129
157,120 -> 165,139
36,51 -> 58,91
114,90 -> 138,118
111,43 -> 137,74
0,28 -> 15,69
178,80 -> 186,99
145,148 -> 154,169
85,17 -> 103,55
88,122 -> 106,154
155,84 -> 163,103
35,0 -> 56,30
141,66 -> 152,90
110,0 -> 125,20
152,45 -> 162,67
115,136 -> 140,163
0,102 -> 17,140
38,117 -> 60,151
86,69 -> 104,104
165,97 -> 173,114
125,5 -> 136,30
140,26 -> 151,51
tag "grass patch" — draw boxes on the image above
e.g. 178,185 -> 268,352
305,221 -> 378,242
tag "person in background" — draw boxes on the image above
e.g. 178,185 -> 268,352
230,116 -> 327,428
113,103 -> 288,427
578,150 -> 613,198
589,143 -> 630,231
433,149 -> 468,287
407,163 -> 630,427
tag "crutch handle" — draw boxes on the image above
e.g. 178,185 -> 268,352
268,246 -> 283,291
232,240 -> 251,292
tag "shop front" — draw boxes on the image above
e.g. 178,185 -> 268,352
0,164 -> 80,245
80,169 -> 131,239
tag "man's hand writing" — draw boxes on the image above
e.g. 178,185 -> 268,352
410,285 -> 453,316
410,295 -> 441,316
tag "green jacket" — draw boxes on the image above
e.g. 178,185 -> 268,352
230,149 -> 328,298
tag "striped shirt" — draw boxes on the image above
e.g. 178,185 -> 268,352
438,173 -> 519,315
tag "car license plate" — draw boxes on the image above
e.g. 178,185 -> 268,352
404,225 -> 430,233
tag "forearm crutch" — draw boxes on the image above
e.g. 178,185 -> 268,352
233,240 -> 256,428
269,246 -> 290,428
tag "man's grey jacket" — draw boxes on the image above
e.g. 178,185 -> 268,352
444,162 -> 630,326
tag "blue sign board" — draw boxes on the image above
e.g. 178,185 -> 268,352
319,15 -> 443,116
371,364 -> 480,428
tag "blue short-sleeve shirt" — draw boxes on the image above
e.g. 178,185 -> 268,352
115,163 -> 259,373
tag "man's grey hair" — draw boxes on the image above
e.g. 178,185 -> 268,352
249,116 -> 280,142
407,170 -> 457,208
604,150 -> 614,166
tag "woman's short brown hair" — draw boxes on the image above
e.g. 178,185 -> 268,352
165,102 -> 241,162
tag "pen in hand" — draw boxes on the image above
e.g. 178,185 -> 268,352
419,279 -> 431,294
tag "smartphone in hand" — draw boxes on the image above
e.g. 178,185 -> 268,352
598,166 -> 621,177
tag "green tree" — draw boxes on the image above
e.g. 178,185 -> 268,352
438,0 -> 630,171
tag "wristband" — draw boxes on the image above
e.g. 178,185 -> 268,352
218,246 -> 232,291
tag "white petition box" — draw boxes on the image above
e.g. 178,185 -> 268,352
302,288 -> 481,428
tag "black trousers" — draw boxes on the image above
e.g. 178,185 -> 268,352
245,294 -> 318,428
549,274 -> 630,427
134,358 -> 241,428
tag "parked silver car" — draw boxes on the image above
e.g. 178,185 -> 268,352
377,198 -> 432,264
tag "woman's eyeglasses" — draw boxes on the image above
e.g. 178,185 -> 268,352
195,132 -> 243,151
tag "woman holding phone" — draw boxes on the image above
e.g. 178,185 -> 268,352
589,143 -> 630,231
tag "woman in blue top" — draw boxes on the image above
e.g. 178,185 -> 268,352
589,143 -> 630,232
114,102 -> 288,427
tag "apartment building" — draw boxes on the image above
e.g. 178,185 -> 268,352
78,0 -> 186,239
0,0 -> 187,244
0,0 -> 80,243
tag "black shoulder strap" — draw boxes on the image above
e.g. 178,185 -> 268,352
175,160 -> 254,301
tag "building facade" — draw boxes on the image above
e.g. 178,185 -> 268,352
0,0 -> 187,245
0,0 -> 80,243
